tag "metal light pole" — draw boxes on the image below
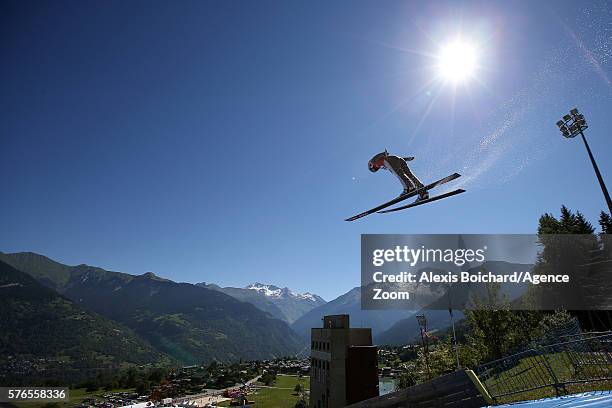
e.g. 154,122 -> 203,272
416,314 -> 431,380
556,108 -> 612,215
447,287 -> 461,370
449,308 -> 460,369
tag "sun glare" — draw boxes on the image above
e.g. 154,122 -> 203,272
437,39 -> 478,83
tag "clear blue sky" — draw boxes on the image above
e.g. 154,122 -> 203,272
2,1 -> 612,300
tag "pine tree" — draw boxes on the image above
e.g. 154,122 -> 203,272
538,213 -> 561,234
574,211 -> 595,233
559,205 -> 576,233
600,211 -> 612,234
542,206 -> 594,233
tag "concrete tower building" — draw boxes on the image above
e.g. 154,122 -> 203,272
310,315 -> 379,408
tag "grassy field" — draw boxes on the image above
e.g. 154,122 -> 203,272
480,351 -> 612,404
220,374 -> 310,408
9,375 -> 308,408
12,387 -> 136,408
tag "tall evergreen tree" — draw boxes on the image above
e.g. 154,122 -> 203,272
559,205 -> 576,232
538,213 -> 561,234
600,211 -> 612,234
553,206 -> 595,233
574,211 -> 595,233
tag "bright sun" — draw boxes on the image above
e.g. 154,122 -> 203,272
437,39 -> 478,83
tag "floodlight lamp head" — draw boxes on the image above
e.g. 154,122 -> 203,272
570,107 -> 579,116
562,127 -> 575,138
558,123 -> 571,137
562,114 -> 572,122
570,122 -> 580,133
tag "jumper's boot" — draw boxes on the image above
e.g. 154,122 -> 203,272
401,187 -> 414,196
414,189 -> 429,203
412,179 -> 428,202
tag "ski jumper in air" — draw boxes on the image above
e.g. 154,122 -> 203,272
368,150 -> 429,201
345,150 -> 464,221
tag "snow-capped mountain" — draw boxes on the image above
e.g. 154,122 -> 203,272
197,282 -> 326,324
245,282 -> 322,302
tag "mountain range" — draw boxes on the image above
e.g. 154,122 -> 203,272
0,252 -> 303,367
197,282 -> 326,323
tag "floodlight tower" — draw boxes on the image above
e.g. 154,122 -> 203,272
556,108 -> 612,215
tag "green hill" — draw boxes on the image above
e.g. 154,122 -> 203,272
0,259 -> 172,385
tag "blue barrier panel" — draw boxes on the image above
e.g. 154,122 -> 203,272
489,391 -> 612,407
